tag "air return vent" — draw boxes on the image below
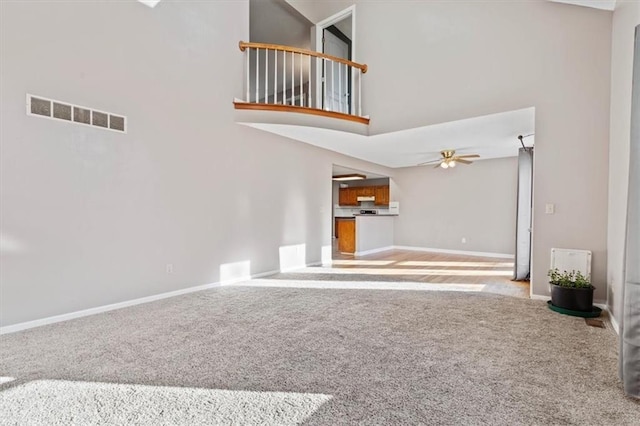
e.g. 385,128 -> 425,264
26,94 -> 126,133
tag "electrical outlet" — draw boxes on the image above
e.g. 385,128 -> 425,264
461,237 -> 467,244
545,203 -> 555,214
166,264 -> 173,274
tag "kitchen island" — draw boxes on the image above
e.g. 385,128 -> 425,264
337,215 -> 396,255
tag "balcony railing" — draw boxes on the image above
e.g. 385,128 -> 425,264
235,41 -> 369,124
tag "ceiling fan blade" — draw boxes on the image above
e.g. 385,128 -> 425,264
434,163 -> 442,169
455,154 -> 480,159
456,159 -> 473,164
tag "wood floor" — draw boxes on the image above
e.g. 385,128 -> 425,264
328,240 -> 529,298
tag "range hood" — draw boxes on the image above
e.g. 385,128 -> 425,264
357,196 -> 375,202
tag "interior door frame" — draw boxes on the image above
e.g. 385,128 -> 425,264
314,5 -> 356,113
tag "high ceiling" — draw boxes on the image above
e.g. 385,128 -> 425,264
245,107 -> 535,169
548,0 -> 616,11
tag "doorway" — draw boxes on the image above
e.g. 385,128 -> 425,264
315,6 -> 355,114
323,25 -> 351,113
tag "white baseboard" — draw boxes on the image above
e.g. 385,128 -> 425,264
0,281 -> 221,335
355,246 -> 394,256
248,269 -> 280,279
392,245 -> 515,259
607,310 -> 620,334
530,294 -> 549,301
0,266 -> 288,335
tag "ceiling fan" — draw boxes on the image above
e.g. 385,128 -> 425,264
419,150 -> 480,169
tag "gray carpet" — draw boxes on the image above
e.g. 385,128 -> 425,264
0,380 -> 330,425
1,285 -> 639,425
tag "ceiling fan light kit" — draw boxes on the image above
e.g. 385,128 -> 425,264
421,150 -> 480,169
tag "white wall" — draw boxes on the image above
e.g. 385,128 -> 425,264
251,0 -> 311,48
393,158 -> 517,255
288,0 -> 612,300
0,0 -> 393,327
0,0 -> 619,326
608,1 -> 640,322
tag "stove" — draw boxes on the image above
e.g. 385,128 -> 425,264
359,209 -> 378,215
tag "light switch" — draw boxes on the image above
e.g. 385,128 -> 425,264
545,203 -> 555,214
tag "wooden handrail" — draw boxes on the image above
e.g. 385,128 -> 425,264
234,101 -> 370,125
239,41 -> 368,74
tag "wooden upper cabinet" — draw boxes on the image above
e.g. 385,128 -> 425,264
338,188 -> 358,206
339,185 -> 389,206
338,188 -> 348,205
374,186 -> 390,205
357,186 -> 375,197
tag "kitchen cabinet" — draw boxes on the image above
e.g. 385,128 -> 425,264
338,188 -> 358,206
338,185 -> 390,206
337,219 -> 356,253
374,186 -> 390,206
335,217 -> 353,238
357,186 -> 375,197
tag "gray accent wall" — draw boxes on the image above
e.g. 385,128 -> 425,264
0,0 -> 392,327
393,158 -> 518,256
608,1 -> 640,325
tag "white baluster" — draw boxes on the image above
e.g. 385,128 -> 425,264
331,60 -> 334,112
308,55 -> 312,109
283,51 -> 286,105
245,47 -> 249,102
323,59 -> 326,110
255,48 -> 259,103
345,63 -> 349,114
338,62 -> 342,113
291,51 -> 295,105
265,49 -> 268,103
297,53 -> 301,106
274,49 -> 278,104
358,68 -> 362,116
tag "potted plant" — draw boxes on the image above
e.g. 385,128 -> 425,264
547,268 -> 595,312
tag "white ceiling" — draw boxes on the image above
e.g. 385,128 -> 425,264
548,0 -> 616,11
332,165 -> 387,179
246,107 -> 535,169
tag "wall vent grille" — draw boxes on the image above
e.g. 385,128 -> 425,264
26,94 -> 127,133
